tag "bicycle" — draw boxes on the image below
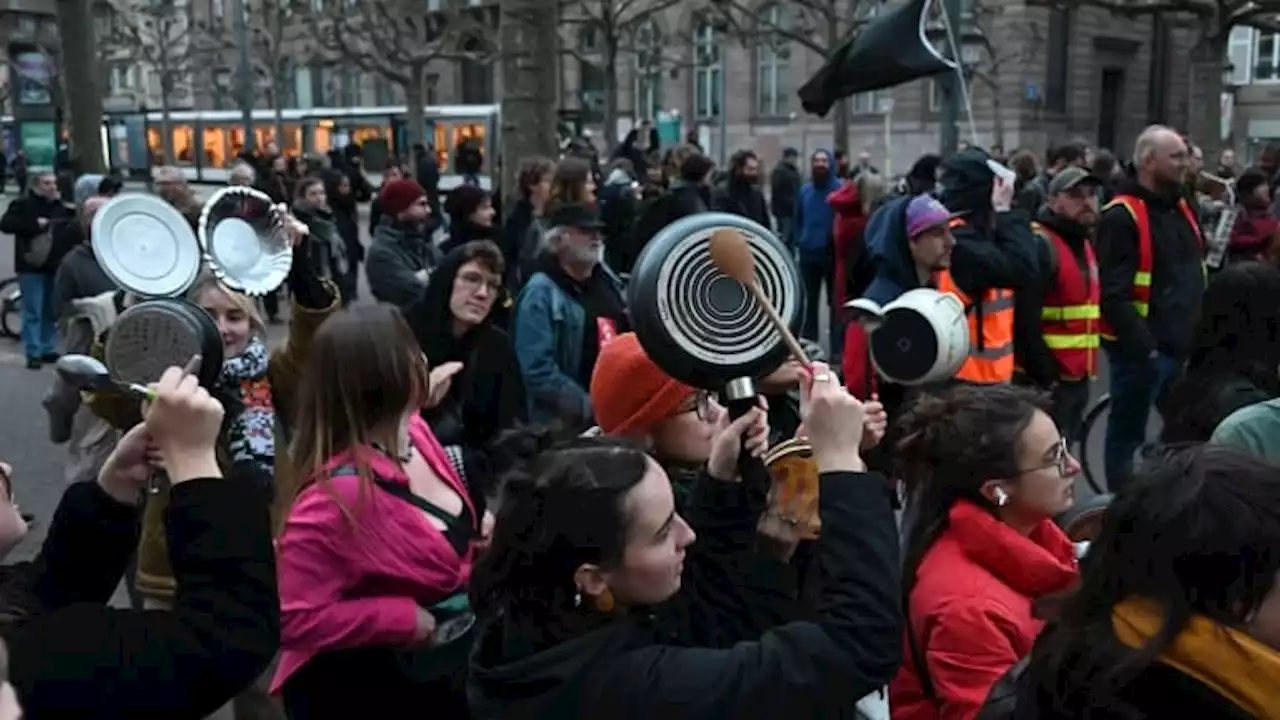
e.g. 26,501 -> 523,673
0,276 -> 20,340
1076,392 -> 1111,496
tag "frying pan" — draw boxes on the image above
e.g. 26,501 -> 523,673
627,212 -> 803,395
104,297 -> 224,390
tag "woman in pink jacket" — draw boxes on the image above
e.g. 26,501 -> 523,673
271,305 -> 481,718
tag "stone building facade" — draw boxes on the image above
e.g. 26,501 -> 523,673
82,0 -> 1218,174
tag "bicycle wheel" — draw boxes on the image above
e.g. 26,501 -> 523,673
0,277 -> 19,340
1078,393 -> 1110,495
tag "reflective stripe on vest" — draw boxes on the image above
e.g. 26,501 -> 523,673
1098,194 -> 1204,341
934,266 -> 1015,384
1033,221 -> 1100,380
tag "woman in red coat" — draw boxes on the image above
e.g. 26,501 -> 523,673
889,385 -> 1080,720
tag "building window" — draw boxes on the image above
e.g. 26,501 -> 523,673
1044,7 -> 1070,112
1257,32 -> 1280,82
578,23 -> 605,123
852,92 -> 884,114
212,67 -> 231,109
929,79 -> 943,112
756,4 -> 789,116
693,20 -> 721,119
1228,26 -> 1253,85
210,0 -> 224,20
460,36 -> 494,103
425,73 -> 439,105
633,19 -> 662,121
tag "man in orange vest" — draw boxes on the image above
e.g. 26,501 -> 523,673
935,148 -> 1042,385
1096,125 -> 1205,490
1013,167 -> 1103,441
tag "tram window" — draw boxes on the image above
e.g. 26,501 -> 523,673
349,125 -> 387,151
146,127 -> 162,164
202,127 -> 229,168
313,125 -> 333,153
229,128 -> 247,159
452,123 -> 485,148
172,126 -> 196,165
432,125 -> 448,171
283,124 -> 303,156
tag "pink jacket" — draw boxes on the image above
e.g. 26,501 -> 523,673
270,415 -> 476,692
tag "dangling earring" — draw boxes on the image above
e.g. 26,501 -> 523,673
593,589 -> 615,614
573,591 -> 582,609
994,486 -> 1010,507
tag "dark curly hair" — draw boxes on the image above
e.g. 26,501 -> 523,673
471,431 -> 650,648
894,384 -> 1051,702
1025,444 -> 1280,717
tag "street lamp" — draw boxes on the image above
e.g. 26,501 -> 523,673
925,9 -> 987,157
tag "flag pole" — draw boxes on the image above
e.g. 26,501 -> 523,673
938,0 -> 979,147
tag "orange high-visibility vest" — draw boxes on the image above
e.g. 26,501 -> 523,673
1034,222 -> 1100,380
933,217 -> 1016,384
1098,194 -> 1204,340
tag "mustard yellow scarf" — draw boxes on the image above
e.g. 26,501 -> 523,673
1113,598 -> 1280,718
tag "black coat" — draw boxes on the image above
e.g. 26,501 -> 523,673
0,192 -> 73,274
5,478 -> 278,718
1018,657 -> 1256,719
710,180 -> 771,229
468,472 -> 903,720
1096,180 -> 1206,360
406,247 -> 526,506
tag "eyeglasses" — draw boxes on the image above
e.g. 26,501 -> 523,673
1016,437 -> 1074,477
457,270 -> 502,293
675,390 -> 713,422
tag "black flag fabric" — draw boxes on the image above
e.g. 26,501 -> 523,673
798,0 -> 956,117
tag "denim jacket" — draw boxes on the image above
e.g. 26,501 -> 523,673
512,267 -> 623,427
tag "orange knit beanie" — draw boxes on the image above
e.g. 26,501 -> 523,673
590,333 -> 695,436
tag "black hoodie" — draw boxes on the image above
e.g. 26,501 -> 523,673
467,473 -> 903,720
937,148 -> 1040,298
403,246 -> 526,504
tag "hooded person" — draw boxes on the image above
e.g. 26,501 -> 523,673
403,240 -> 527,508
441,184 -> 498,255
842,194 -> 957,416
932,148 -> 1040,387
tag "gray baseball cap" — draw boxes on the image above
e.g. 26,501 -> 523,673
1048,166 -> 1103,195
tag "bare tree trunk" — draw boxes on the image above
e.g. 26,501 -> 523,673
1190,38 -> 1226,155
499,0 -> 560,208
57,0 -> 107,174
405,65 -> 426,177
273,83 -> 285,154
832,101 -> 849,157
160,78 -> 174,165
603,42 -> 619,155
982,76 -> 1005,150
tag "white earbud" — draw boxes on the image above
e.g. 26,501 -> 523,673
993,486 -> 1010,507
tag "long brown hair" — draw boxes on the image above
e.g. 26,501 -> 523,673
279,305 -> 431,532
549,157 -> 593,205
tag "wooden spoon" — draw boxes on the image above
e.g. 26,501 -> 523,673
708,229 -> 812,368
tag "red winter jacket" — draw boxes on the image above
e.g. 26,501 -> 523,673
828,180 -> 870,310
889,500 -> 1079,720
842,322 -> 876,400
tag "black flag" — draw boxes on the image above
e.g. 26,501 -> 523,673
798,0 -> 955,117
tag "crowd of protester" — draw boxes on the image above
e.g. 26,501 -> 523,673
0,118 -> 1273,720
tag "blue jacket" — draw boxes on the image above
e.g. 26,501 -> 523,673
794,150 -> 841,261
511,267 -> 623,427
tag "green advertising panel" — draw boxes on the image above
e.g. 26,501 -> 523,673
20,121 -> 57,172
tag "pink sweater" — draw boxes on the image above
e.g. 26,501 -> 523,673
270,415 -> 476,692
